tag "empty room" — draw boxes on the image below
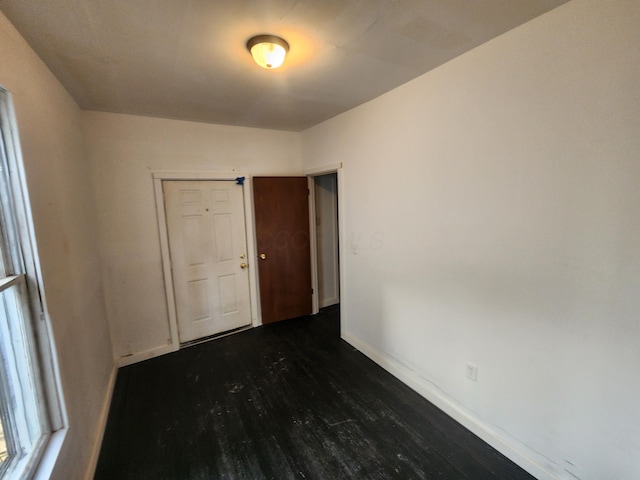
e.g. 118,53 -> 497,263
0,1 -> 638,479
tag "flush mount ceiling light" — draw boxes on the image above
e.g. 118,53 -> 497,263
246,34 -> 289,69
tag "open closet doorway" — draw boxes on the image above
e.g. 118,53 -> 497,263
313,173 -> 340,309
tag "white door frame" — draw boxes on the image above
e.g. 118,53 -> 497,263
153,171 -> 260,352
304,163 -> 343,317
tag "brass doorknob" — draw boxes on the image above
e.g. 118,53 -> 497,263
259,253 -> 267,260
240,263 -> 248,269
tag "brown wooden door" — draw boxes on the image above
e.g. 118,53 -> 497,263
253,177 -> 312,324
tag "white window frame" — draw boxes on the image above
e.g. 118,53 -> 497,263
0,87 -> 67,480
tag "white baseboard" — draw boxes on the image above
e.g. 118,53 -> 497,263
341,331 -> 560,480
319,297 -> 339,308
84,343 -> 176,478
116,343 -> 177,368
84,363 -> 118,480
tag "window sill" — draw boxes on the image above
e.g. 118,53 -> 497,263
32,428 -> 67,480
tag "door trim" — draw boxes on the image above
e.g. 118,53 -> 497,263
304,163 -> 344,323
152,171 -> 260,352
304,162 -> 342,176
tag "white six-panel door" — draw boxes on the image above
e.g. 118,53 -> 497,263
163,180 -> 251,342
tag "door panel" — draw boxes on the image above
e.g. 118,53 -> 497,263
188,279 -> 210,321
253,177 -> 312,324
164,180 -> 251,342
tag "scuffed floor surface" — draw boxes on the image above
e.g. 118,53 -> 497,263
95,305 -> 536,479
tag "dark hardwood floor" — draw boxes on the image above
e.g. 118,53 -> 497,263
95,305 -> 536,480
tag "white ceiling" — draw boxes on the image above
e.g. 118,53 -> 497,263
0,0 -> 568,131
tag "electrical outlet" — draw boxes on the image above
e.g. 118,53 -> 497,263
466,362 -> 478,382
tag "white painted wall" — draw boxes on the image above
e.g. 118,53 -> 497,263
314,173 -> 340,307
0,12 -> 114,480
301,1 -> 640,479
82,112 -> 302,360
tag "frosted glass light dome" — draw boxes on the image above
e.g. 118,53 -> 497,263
247,35 -> 289,69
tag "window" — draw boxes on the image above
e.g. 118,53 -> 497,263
0,87 -> 65,479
